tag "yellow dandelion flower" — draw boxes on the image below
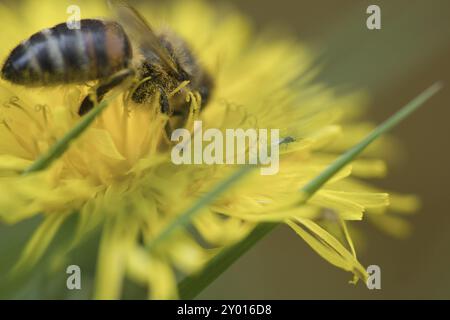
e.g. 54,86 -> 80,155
0,0 -> 423,299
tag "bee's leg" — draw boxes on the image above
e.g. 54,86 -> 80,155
79,69 -> 134,116
158,86 -> 170,115
132,81 -> 171,114
130,81 -> 174,136
156,87 -> 178,139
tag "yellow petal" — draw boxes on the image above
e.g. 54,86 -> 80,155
287,218 -> 367,282
13,212 -> 69,275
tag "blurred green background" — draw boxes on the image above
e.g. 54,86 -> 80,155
198,0 -> 450,299
0,0 -> 449,299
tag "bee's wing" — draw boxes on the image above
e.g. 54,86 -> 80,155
108,0 -> 179,75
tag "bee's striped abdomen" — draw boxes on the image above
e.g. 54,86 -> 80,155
1,19 -> 132,86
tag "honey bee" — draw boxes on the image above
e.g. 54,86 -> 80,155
1,1 -> 213,132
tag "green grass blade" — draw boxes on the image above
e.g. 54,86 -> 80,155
179,222 -> 277,299
146,165 -> 256,251
177,82 -> 443,299
23,99 -> 111,174
302,82 -> 443,196
146,135 -> 297,252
